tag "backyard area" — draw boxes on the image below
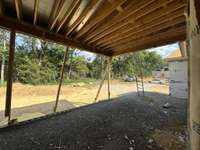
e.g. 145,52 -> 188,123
0,80 -> 187,150
0,80 -> 169,122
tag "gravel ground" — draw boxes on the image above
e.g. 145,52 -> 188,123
0,91 -> 187,150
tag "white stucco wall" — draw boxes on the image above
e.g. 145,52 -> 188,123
169,60 -> 188,99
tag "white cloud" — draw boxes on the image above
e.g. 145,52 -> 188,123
148,43 -> 179,58
76,50 -> 96,61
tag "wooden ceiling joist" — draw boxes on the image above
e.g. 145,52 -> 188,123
49,0 -> 66,30
74,0 -> 127,39
98,12 -> 185,48
114,33 -> 186,56
109,21 -> 185,50
15,0 -> 22,21
103,22 -> 186,52
48,0 -> 62,28
65,0 -> 99,37
1,0 -> 186,56
113,25 -> 186,55
96,7 -> 185,47
108,0 -> 124,12
0,0 -> 3,16
33,0 -> 39,25
86,0 -> 174,43
56,0 -> 81,33
83,0 -> 155,42
113,24 -> 186,51
86,0 -> 182,45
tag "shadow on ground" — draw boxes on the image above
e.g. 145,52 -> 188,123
0,91 -> 187,150
0,99 -> 91,124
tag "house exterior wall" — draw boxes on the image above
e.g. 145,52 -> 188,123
152,68 -> 169,79
169,60 -> 188,99
189,0 -> 200,149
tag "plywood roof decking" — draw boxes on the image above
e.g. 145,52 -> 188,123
0,0 -> 186,56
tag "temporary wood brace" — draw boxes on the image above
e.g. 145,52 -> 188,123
107,57 -> 112,100
94,57 -> 112,102
94,62 -> 108,102
5,30 -> 16,121
54,46 -> 69,112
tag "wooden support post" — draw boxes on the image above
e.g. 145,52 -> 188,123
94,65 -> 108,102
107,57 -> 112,100
54,46 -> 69,112
189,0 -> 200,149
140,68 -> 145,97
5,30 -> 16,121
135,77 -> 139,96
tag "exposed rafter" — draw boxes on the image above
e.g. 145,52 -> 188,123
0,0 -> 186,56
15,0 -> 23,21
83,0 -> 156,42
33,0 -> 39,25
108,0 -> 124,12
194,0 -> 200,25
0,0 -> 3,16
48,0 -> 62,27
49,0 -> 66,30
95,7 -> 184,47
87,0 -> 180,44
65,0 -> 99,37
96,9 -> 185,46
111,25 -> 186,54
113,29 -> 185,56
56,0 -> 81,33
108,21 -> 185,50
74,0 -> 127,39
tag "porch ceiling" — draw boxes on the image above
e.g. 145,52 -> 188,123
0,0 -> 186,56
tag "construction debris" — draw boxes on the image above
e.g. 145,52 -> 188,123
163,102 -> 172,108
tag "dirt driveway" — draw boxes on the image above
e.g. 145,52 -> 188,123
0,89 -> 186,150
0,80 -> 169,123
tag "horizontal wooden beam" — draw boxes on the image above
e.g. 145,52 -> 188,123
95,7 -> 185,47
112,25 -> 186,55
0,16 -> 109,56
75,0 -> 127,39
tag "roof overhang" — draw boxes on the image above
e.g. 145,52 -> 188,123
0,0 -> 187,56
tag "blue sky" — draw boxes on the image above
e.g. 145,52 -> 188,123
148,43 -> 179,58
79,43 -> 179,59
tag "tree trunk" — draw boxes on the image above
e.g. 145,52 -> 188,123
67,49 -> 73,79
101,56 -> 104,79
1,31 -> 6,83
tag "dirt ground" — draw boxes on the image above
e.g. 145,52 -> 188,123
0,80 -> 169,122
0,87 -> 187,150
